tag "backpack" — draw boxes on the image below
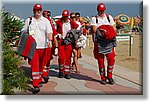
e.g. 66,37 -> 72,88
95,14 -> 117,40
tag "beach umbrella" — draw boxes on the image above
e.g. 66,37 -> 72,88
81,17 -> 89,23
86,16 -> 91,21
137,15 -> 143,21
130,17 -> 134,29
134,17 -> 141,25
116,14 -> 130,25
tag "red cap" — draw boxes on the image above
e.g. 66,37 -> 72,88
62,10 -> 69,17
33,4 -> 42,10
43,10 -> 47,13
97,3 -> 106,11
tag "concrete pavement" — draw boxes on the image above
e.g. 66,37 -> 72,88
19,54 -> 142,95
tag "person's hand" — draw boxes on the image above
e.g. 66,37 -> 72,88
54,47 -> 58,56
48,41 -> 52,48
55,34 -> 62,38
58,34 -> 62,38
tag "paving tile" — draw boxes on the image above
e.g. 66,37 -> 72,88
18,54 -> 142,95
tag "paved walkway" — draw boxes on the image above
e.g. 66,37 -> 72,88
19,54 -> 142,95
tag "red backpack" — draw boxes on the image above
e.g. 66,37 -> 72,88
95,14 -> 117,40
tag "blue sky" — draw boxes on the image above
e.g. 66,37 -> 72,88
2,0 -> 143,20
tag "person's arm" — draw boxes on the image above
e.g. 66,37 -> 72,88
54,37 -> 58,47
91,25 -> 97,34
46,19 -> 53,48
21,18 -> 29,32
51,25 -> 59,48
109,15 -> 116,31
54,37 -> 58,55
47,32 -> 53,48
113,23 -> 116,31
90,17 -> 97,42
71,20 -> 79,29
51,23 -> 59,55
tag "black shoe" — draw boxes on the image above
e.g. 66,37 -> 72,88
32,86 -> 40,94
39,82 -> 42,87
43,77 -> 49,83
64,74 -> 71,79
59,72 -> 64,78
100,80 -> 107,85
107,78 -> 115,85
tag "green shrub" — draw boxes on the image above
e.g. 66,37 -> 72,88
1,11 -> 30,94
2,11 -> 23,45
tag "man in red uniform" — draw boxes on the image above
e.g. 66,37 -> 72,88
91,3 -> 117,85
42,10 -> 58,83
56,10 -> 78,79
21,4 -> 53,93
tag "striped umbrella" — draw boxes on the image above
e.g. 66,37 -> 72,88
116,14 -> 130,25
81,17 -> 90,23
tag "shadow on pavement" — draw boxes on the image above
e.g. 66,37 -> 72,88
50,64 -> 100,83
20,64 -> 100,83
71,73 -> 100,83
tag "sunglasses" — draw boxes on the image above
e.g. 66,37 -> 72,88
76,15 -> 80,17
71,16 -> 76,18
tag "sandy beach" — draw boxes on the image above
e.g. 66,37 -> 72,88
82,34 -> 143,73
